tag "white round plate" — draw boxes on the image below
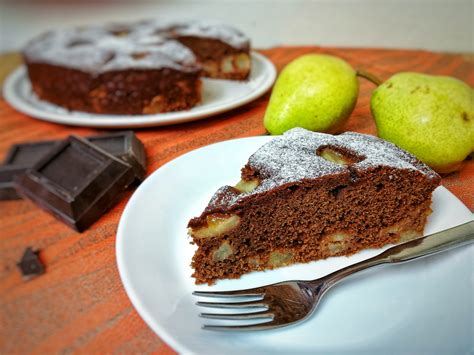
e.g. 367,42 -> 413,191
117,136 -> 474,355
3,52 -> 276,128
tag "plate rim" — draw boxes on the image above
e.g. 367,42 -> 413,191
116,135 -> 473,354
2,51 -> 276,128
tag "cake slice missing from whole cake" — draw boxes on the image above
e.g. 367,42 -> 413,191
188,128 -> 441,285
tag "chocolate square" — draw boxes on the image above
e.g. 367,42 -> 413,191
0,141 -> 59,200
3,141 -> 60,166
89,131 -> 147,181
14,136 -> 135,232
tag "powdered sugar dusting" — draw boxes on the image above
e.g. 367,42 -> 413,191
207,186 -> 240,211
23,19 -> 249,74
24,25 -> 198,74
24,27 -> 112,72
207,128 -> 439,210
170,21 -> 249,49
100,39 -> 198,72
249,130 -> 347,191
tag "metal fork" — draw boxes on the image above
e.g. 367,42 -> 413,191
193,220 -> 474,331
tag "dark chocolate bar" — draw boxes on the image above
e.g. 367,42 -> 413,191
14,135 -> 135,232
0,131 -> 146,200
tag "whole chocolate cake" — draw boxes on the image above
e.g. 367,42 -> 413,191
188,128 -> 441,284
23,20 -> 251,115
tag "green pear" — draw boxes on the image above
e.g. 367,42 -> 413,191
371,72 -> 474,173
264,54 -> 359,135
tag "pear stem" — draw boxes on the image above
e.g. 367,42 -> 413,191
356,70 -> 383,86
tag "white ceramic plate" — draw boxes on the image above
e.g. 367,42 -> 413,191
116,136 -> 474,355
2,52 -> 276,128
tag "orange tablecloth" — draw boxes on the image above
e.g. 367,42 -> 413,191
0,47 -> 473,353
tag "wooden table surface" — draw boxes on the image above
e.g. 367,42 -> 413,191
0,47 -> 473,354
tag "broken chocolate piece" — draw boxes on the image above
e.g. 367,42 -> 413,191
0,166 -> 29,200
89,131 -> 147,181
0,141 -> 59,200
17,247 -> 45,279
0,131 -> 146,201
14,135 -> 135,232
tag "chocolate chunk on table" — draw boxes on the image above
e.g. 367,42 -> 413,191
0,141 -> 59,200
17,247 -> 45,279
14,135 -> 135,232
0,131 -> 146,200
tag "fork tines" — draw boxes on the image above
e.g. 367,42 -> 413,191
193,288 -> 277,331
192,289 -> 264,298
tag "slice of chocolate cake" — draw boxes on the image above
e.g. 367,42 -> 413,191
188,128 -> 441,285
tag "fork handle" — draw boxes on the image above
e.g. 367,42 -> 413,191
318,221 -> 474,289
